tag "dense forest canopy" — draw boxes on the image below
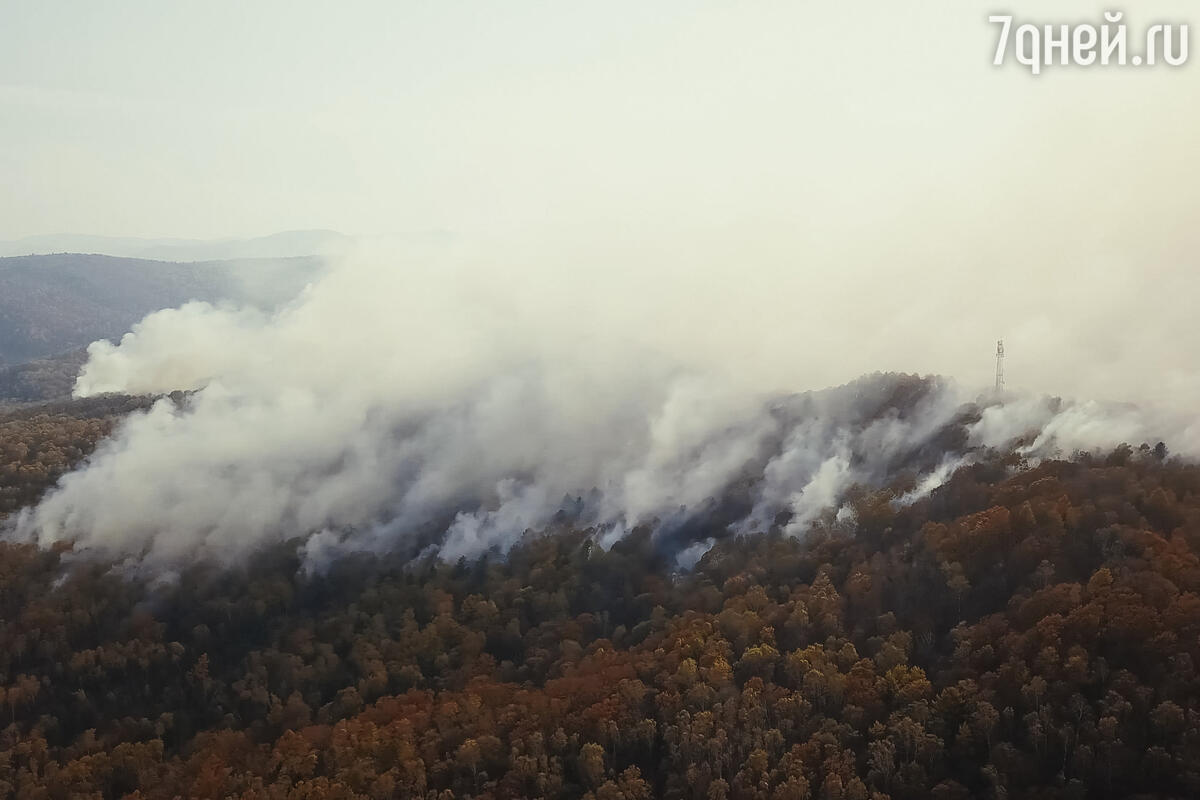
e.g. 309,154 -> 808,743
0,395 -> 158,518
2,383 -> 1200,799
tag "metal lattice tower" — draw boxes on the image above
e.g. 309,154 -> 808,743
995,339 -> 1005,393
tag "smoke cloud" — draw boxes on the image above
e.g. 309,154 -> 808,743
7,0 -> 1200,568
7,238 -> 1199,570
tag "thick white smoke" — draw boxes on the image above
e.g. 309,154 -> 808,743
7,242 -> 1197,572
5,2 -> 1200,571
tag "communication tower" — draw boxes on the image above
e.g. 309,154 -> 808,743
995,339 -> 1005,393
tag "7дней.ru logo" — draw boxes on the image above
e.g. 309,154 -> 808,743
991,11 -> 1188,74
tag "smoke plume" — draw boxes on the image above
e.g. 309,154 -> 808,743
7,241 -> 1199,570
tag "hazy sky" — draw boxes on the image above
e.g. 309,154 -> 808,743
1,1 -> 1192,240
3,1 -> 1199,396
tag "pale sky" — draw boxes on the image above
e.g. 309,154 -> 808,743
3,1 -> 1199,400
3,1 -> 1192,241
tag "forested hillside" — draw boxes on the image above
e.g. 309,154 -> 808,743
0,395 -> 158,518
3,401 -> 1200,798
0,351 -> 88,403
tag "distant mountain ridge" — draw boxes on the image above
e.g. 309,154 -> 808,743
0,229 -> 466,400
0,253 -> 324,373
0,229 -> 352,262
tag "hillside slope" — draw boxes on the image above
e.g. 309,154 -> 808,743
0,349 -> 87,403
0,253 -> 322,367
